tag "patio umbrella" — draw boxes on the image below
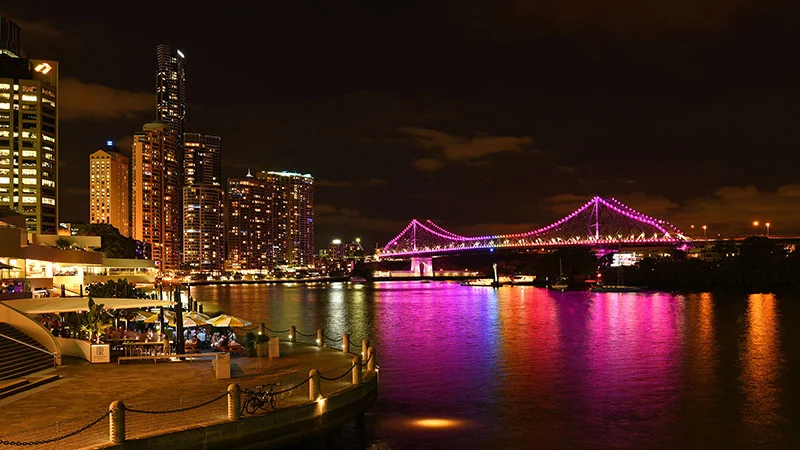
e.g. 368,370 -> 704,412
143,309 -> 175,323
208,314 -> 252,327
185,310 -> 210,322
181,316 -> 208,327
132,310 -> 155,322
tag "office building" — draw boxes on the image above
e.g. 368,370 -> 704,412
89,141 -> 130,236
256,171 -> 314,268
1,17 -> 22,58
0,17 -> 58,233
131,122 -> 181,271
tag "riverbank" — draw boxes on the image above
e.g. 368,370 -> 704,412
0,340 -> 377,449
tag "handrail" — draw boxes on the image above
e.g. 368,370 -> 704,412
0,332 -> 57,357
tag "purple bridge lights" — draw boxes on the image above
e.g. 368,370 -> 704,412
378,196 -> 690,260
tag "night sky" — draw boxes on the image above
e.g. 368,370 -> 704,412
5,1 -> 800,249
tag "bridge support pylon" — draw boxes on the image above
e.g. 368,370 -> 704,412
410,257 -> 433,277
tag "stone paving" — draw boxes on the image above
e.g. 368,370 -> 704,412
0,341 -> 361,449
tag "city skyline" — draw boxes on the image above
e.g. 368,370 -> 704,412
3,2 -> 800,248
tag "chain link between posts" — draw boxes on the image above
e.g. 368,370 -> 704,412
0,410 -> 110,446
126,391 -> 229,415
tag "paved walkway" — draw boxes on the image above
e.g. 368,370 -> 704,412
0,341 -> 360,449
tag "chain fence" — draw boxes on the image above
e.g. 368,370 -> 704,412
1,326 -> 375,447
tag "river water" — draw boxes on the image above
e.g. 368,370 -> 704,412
192,281 -> 798,450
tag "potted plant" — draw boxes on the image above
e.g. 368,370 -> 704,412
244,332 -> 256,357
255,334 -> 270,357
81,298 -> 112,363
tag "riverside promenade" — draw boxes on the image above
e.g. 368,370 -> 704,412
0,339 -> 377,449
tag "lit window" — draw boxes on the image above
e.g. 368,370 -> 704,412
22,196 -> 37,203
42,197 -> 55,205
21,94 -> 38,102
22,150 -> 37,157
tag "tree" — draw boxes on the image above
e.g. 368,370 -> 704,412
75,223 -> 138,258
54,237 -> 72,249
86,278 -> 148,299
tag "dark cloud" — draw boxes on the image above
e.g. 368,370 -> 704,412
399,127 -> 533,171
59,78 -> 154,121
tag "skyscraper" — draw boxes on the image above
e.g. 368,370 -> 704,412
132,122 -> 181,271
182,133 -> 223,271
225,174 -> 271,270
0,17 -> 59,233
257,171 -> 315,268
184,133 -> 221,186
1,17 -> 22,58
89,141 -> 130,236
155,44 -> 186,146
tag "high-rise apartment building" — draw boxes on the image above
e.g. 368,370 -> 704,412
89,141 -> 129,236
183,186 -> 224,271
132,122 -> 181,271
182,133 -> 223,271
256,171 -> 315,268
225,170 -> 315,271
0,18 -> 59,233
184,133 -> 220,186
156,44 -> 186,147
225,173 -> 271,270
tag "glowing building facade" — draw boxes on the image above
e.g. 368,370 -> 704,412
131,122 -> 181,271
0,18 -> 58,233
225,174 -> 271,270
89,142 -> 129,236
256,171 -> 315,268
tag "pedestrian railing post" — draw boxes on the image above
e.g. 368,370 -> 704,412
317,329 -> 323,347
352,356 -> 362,385
109,401 -> 125,444
290,325 -> 296,343
228,384 -> 241,421
343,333 -> 350,353
367,346 -> 376,372
309,369 -> 320,400
361,339 -> 369,360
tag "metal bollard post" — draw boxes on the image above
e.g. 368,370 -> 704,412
367,347 -> 376,372
317,329 -> 323,347
309,369 -> 320,400
228,384 -> 241,421
109,401 -> 125,444
361,339 -> 369,360
342,333 -> 350,353
259,323 -> 266,336
290,325 -> 296,343
352,355 -> 362,385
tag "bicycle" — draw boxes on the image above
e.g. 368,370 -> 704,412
241,383 -> 279,415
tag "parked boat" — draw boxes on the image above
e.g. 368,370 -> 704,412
549,258 -> 568,291
509,275 -> 537,286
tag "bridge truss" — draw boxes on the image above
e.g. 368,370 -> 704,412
379,196 -> 689,257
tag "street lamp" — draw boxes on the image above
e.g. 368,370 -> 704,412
753,221 -> 759,236
702,225 -> 707,239
766,222 -> 771,238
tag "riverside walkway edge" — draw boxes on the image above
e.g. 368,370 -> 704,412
88,373 -> 378,450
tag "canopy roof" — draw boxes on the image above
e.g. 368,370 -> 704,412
2,297 -> 175,314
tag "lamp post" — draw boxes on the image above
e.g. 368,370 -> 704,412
702,225 -> 707,240
753,221 -> 760,236
766,222 -> 771,238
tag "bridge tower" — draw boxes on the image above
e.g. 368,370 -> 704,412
410,257 -> 433,277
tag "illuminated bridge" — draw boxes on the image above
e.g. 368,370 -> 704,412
377,196 -> 689,274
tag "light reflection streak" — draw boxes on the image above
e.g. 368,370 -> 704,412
739,293 -> 783,443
